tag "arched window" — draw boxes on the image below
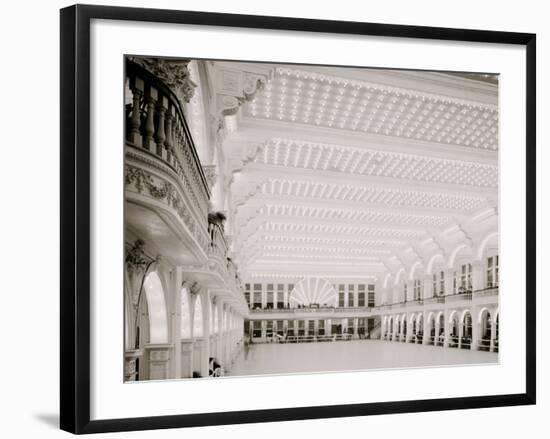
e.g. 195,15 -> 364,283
212,303 -> 218,334
193,296 -> 203,337
180,288 -> 191,338
463,312 -> 473,338
143,272 -> 168,343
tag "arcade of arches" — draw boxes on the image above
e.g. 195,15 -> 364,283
124,56 -> 499,381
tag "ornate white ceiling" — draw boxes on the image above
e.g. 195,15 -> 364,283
253,138 -> 498,188
242,67 -> 498,149
201,61 -> 499,280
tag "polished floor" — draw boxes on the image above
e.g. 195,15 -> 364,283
226,340 -> 498,377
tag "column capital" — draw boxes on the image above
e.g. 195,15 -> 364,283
129,56 -> 197,103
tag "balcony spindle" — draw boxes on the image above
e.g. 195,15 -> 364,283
128,77 -> 144,145
143,86 -> 157,152
155,96 -> 168,157
165,104 -> 174,164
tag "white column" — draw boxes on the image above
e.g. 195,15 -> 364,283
422,314 -> 429,345
471,306 -> 479,351
201,289 -> 211,378
423,275 -> 433,299
443,309 -> 450,348
180,340 -> 194,378
171,267 -> 183,379
216,299 -> 224,362
458,316 -> 463,349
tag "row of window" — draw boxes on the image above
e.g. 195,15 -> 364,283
337,284 -> 375,307
243,283 -> 376,309
404,255 -> 499,298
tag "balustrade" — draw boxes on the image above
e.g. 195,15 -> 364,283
473,286 -> 499,298
125,59 -> 210,243
445,291 -> 472,303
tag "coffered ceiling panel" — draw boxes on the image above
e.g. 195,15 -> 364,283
241,67 -> 498,149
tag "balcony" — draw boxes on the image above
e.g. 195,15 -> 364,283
473,286 -> 499,298
423,296 -> 446,305
247,305 -> 376,320
125,58 -> 211,258
445,291 -> 472,303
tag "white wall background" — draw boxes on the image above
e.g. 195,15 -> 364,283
0,0 -> 545,437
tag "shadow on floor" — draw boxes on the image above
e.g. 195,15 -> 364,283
34,413 -> 59,429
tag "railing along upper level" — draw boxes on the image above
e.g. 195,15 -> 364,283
125,58 -> 210,230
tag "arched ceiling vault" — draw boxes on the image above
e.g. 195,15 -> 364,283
202,61 -> 499,280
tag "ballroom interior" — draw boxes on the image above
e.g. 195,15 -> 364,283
124,56 -> 499,381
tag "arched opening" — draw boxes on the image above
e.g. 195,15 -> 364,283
479,309 -> 492,351
401,315 -> 407,343
410,315 -> 417,343
428,314 -> 436,345
212,303 -> 218,334
193,295 -> 204,338
417,314 -> 424,344
461,311 -> 472,349
397,318 -> 401,340
180,287 -> 192,338
388,317 -> 394,339
449,313 -> 459,348
142,272 -> 168,344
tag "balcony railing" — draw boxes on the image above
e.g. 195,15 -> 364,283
246,286 -> 499,317
423,296 -> 446,305
249,306 -> 374,314
445,291 -> 472,303
473,286 -> 499,298
125,58 -> 210,250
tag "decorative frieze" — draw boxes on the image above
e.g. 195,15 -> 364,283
202,164 -> 218,191
125,164 -> 209,252
130,56 -> 197,103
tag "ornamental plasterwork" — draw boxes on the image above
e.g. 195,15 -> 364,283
233,177 -> 487,213
125,239 -> 154,306
126,147 -> 209,221
257,206 -> 452,227
213,67 -> 273,145
243,66 -> 498,149
130,56 -> 197,103
125,164 -> 209,252
201,164 -> 218,191
251,138 -> 498,188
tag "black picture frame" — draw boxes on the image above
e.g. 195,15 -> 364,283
60,4 -> 536,434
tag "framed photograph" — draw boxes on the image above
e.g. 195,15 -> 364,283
60,4 -> 536,434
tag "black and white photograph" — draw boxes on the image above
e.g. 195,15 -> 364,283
124,56 -> 500,382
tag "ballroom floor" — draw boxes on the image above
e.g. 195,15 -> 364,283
226,340 -> 498,377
